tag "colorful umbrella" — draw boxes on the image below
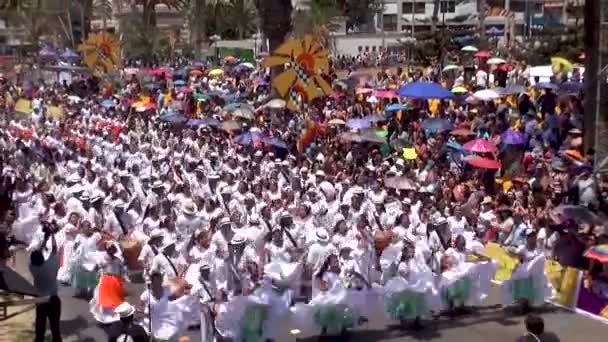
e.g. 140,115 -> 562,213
464,156 -> 502,169
373,89 -> 397,98
421,118 -> 454,134
224,55 -> 239,63
536,82 -> 559,90
363,115 -> 388,123
463,139 -> 498,153
461,45 -> 479,52
554,205 -> 604,225
501,129 -> 526,145
60,49 -> 80,61
450,128 -> 475,136
346,118 -> 371,130
385,103 -> 408,112
551,57 -> 573,73
397,82 -> 454,100
220,120 -> 241,132
209,69 -> 224,76
232,107 -> 255,120
384,176 -> 416,190
173,79 -> 186,86
265,98 -> 287,109
239,62 -> 255,69
442,64 -> 459,72
473,50 -> 491,58
233,131 -> 263,145
190,69 -> 203,76
262,136 -> 288,149
328,119 -> 346,126
503,84 -> 527,95
487,57 -> 507,65
451,86 -> 468,94
473,89 -> 502,101
584,244 -> 608,263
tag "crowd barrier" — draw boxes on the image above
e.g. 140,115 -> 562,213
482,243 -> 608,322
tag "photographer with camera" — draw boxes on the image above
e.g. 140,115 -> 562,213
29,220 -> 62,342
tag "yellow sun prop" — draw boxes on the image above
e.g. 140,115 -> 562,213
79,32 -> 121,75
263,34 -> 333,111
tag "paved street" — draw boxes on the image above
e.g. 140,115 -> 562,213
51,282 -> 608,342
6,251 -> 608,341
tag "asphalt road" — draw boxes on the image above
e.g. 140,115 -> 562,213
8,251 -> 608,342
50,281 -> 608,342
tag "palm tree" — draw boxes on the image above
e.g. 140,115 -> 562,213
134,0 -> 185,32
254,0 -> 292,54
431,0 -> 440,33
294,0 -> 340,47
184,0 -> 210,54
225,0 -> 256,40
0,0 -> 48,49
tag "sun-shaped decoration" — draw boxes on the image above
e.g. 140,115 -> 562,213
263,34 -> 333,110
78,32 -> 121,75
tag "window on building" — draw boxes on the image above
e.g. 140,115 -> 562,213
358,46 -> 363,52
402,2 -> 425,14
383,14 -> 398,31
440,0 -> 456,14
365,46 -> 369,52
372,46 -> 377,52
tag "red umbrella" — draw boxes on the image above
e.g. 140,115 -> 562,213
463,139 -> 498,153
585,244 -> 608,263
373,89 -> 397,98
190,69 -> 203,76
465,156 -> 502,169
474,51 -> 491,58
450,128 -> 475,136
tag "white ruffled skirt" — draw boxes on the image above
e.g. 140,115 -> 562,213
500,255 -> 553,307
438,261 -> 496,309
381,272 -> 440,322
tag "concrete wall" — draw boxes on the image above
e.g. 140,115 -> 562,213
329,34 -> 402,56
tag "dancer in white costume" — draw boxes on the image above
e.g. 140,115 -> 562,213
501,229 -> 553,313
380,240 -> 439,330
291,253 -> 371,339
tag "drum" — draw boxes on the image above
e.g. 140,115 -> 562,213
168,277 -> 190,300
374,230 -> 395,257
120,238 -> 144,271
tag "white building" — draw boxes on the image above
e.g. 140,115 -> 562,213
379,0 -> 544,35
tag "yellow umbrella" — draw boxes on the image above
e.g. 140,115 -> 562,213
209,69 -> 224,76
402,148 -> 417,160
551,57 -> 573,73
451,86 -> 468,94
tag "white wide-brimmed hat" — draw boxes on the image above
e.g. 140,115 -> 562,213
316,228 -> 330,243
114,302 -> 135,318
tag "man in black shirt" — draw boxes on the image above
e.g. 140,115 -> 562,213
107,302 -> 148,342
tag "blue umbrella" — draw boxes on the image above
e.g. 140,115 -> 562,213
363,114 -> 388,123
160,112 -> 187,124
385,103 -> 409,112
186,119 -> 206,128
145,83 -> 160,90
263,136 -> 289,149
446,140 -> 463,150
501,129 -> 526,145
397,82 -> 454,99
346,118 -> 371,130
39,46 -> 57,60
100,99 -> 114,108
173,79 -> 186,86
59,49 -> 80,61
421,118 -> 454,134
536,82 -> 559,90
233,132 -> 263,146
559,82 -> 583,94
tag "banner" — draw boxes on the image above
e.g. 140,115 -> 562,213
483,243 -> 519,282
577,277 -> 608,320
545,260 -> 581,308
14,98 -> 31,114
482,244 -> 581,308
47,106 -> 64,120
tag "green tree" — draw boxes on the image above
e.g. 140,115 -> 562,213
336,0 -> 382,32
254,0 -> 292,53
0,0 -> 50,50
294,0 -> 341,45
224,0 -> 256,40
431,0 -> 440,33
